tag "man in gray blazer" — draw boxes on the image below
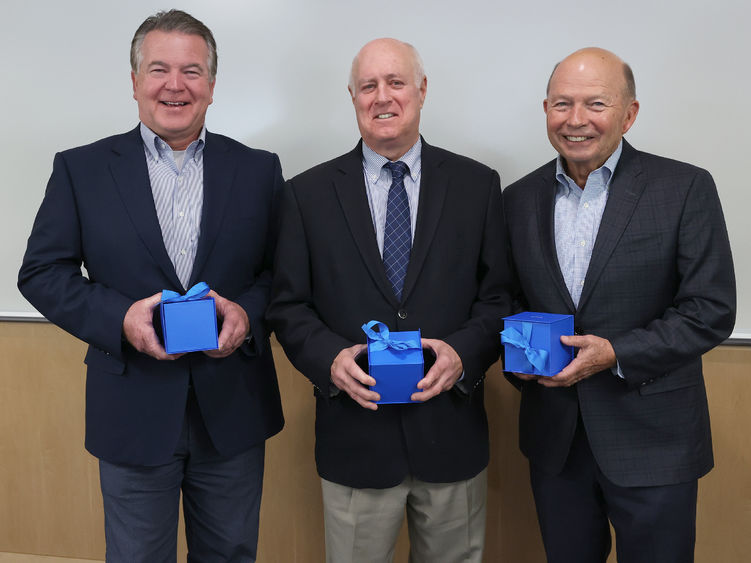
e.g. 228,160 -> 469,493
503,47 -> 735,563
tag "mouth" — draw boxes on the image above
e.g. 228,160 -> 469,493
564,135 -> 592,142
375,113 -> 395,119
161,101 -> 188,107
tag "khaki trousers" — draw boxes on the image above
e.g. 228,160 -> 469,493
321,469 -> 487,563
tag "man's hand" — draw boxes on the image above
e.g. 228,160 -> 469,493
204,290 -> 250,358
330,344 -> 380,410
122,293 -> 177,361
412,339 -> 463,402
538,334 -> 616,388
512,371 -> 540,382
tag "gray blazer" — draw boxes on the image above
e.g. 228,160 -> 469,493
503,139 -> 735,487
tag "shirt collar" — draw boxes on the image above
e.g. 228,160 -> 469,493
139,122 -> 206,162
555,139 -> 623,195
362,138 -> 422,184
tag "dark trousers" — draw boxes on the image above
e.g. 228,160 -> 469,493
99,387 -> 265,562
530,417 -> 697,563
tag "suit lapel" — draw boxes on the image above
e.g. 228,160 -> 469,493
333,143 -> 399,307
578,140 -> 646,311
535,163 -> 576,311
401,140 -> 448,302
109,126 -> 181,288
190,131 -> 235,286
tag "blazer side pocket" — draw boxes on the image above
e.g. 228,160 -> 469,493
84,346 -> 125,375
638,362 -> 700,396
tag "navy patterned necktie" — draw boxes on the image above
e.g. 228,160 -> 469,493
382,161 -> 412,301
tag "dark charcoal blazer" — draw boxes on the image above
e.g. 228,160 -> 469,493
503,140 -> 736,487
19,126 -> 284,466
267,139 -> 513,488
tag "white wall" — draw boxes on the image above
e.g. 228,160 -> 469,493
2,0 -> 749,337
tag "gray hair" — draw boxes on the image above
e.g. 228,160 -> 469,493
546,60 -> 636,101
348,39 -> 425,92
130,9 -> 217,81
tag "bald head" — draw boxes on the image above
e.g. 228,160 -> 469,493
547,47 -> 636,102
349,38 -> 425,92
543,46 -> 640,187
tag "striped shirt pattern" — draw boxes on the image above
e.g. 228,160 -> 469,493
361,139 -> 422,256
554,141 -> 622,308
140,123 -> 205,289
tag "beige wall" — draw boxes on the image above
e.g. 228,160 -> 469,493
1,321 -> 749,562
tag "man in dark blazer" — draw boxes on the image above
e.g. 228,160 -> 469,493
503,47 -> 736,563
267,38 -> 511,562
18,10 -> 283,562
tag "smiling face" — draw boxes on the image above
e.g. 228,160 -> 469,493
544,48 -> 639,187
131,30 -> 215,150
348,39 -> 427,161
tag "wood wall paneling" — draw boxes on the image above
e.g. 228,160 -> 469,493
1,322 -> 748,561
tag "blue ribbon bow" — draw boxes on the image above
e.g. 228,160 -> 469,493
501,323 -> 548,374
161,282 -> 211,304
361,320 -> 420,352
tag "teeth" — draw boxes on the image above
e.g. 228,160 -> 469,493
376,113 -> 394,119
565,136 -> 588,142
163,101 -> 187,106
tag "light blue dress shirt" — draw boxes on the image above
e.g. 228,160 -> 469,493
554,140 -> 624,377
140,123 -> 206,289
554,141 -> 623,307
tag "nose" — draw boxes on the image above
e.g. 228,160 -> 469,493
567,103 -> 587,127
165,70 -> 184,91
375,83 -> 391,104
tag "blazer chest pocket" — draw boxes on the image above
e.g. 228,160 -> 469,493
638,362 -> 700,396
84,346 -> 125,375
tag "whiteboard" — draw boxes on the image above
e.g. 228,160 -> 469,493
2,0 -> 749,339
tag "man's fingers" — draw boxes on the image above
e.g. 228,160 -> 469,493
144,292 -> 164,309
339,374 -> 380,409
411,386 -> 441,402
513,371 -> 539,381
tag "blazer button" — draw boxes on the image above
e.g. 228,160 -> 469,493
397,309 -> 408,320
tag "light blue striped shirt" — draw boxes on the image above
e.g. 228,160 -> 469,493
554,141 -> 623,308
140,123 -> 205,289
361,139 -> 422,256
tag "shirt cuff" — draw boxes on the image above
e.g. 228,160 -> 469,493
611,360 -> 625,379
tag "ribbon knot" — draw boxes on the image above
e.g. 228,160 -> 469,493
161,281 -> 211,304
501,323 -> 548,374
361,320 -> 420,352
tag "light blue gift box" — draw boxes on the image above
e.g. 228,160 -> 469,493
160,282 -> 219,355
362,320 -> 423,404
501,312 -> 574,377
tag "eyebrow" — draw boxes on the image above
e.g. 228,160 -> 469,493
358,73 -> 404,85
146,61 -> 205,72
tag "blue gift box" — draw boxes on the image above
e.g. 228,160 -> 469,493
160,283 -> 219,355
501,312 -> 574,377
362,320 -> 423,404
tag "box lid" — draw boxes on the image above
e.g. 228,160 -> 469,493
503,311 -> 572,324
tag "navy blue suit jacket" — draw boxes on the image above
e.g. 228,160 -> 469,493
19,126 -> 284,466
503,140 -> 735,487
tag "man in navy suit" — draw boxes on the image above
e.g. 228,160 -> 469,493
503,47 -> 736,562
18,10 -> 283,561
268,38 -> 512,562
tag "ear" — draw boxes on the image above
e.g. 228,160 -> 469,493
131,71 -> 138,101
621,99 -> 640,134
348,85 -> 356,104
543,98 -> 549,114
418,75 -> 427,107
208,80 -> 216,105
